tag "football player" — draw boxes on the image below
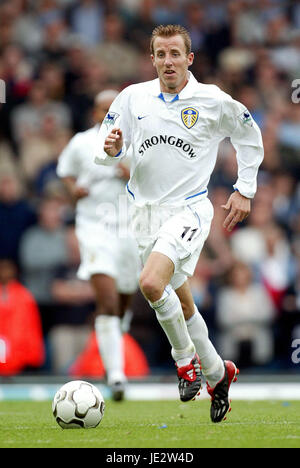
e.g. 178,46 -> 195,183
57,90 -> 140,401
95,25 -> 263,421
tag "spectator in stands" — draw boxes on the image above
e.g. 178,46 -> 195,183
19,114 -> 68,188
270,30 -> 300,77
182,1 -> 207,53
0,141 -> 17,176
230,184 -> 275,273
49,226 -> 95,373
291,0 -> 300,29
205,185 -> 234,276
0,258 -> 45,375
152,0 -> 183,26
37,0 -> 64,28
278,103 -> 300,177
0,173 -> 36,265
0,1 -> 18,50
235,85 -> 266,131
279,239 -> 300,366
19,195 -> 68,335
92,13 -> 140,84
34,128 -> 72,197
11,0 -> 44,54
216,260 -> 275,368
39,16 -> 71,63
10,79 -> 72,146
66,0 -> 105,46
64,51 -> 109,131
0,43 -> 34,144
39,61 -> 66,101
260,223 -> 292,313
63,41 -> 90,100
271,171 -> 299,235
1,43 -> 33,103
126,0 -> 157,53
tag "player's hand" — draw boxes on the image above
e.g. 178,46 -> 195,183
221,190 -> 250,232
72,186 -> 89,201
104,128 -> 123,157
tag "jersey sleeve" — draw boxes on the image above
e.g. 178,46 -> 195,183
94,88 -> 132,166
217,92 -> 264,199
56,134 -> 81,179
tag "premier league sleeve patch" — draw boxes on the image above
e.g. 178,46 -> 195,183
103,112 -> 120,128
181,107 -> 199,129
238,110 -> 253,127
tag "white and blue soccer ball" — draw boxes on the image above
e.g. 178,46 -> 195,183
52,380 -> 105,429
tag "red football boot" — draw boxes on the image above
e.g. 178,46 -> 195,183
176,354 -> 202,402
207,360 -> 239,423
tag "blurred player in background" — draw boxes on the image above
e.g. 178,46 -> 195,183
57,90 -> 140,401
95,25 -> 264,422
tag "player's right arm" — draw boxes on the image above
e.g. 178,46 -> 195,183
56,134 -> 89,201
61,176 -> 89,202
95,88 -> 132,166
104,127 -> 123,157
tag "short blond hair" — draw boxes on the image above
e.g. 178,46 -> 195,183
150,24 -> 192,56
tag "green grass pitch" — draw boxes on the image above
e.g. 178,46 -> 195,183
0,400 -> 299,448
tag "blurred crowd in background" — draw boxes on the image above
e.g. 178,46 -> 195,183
0,0 -> 300,376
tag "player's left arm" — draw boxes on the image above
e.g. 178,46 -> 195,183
217,93 -> 264,232
221,189 -> 251,232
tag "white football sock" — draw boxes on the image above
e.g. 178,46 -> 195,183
94,315 -> 126,385
120,309 -> 133,334
186,306 -> 224,388
149,286 -> 195,366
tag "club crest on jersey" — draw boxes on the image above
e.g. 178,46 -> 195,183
103,112 -> 119,127
181,107 -> 199,129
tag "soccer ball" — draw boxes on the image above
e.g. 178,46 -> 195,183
52,380 -> 105,429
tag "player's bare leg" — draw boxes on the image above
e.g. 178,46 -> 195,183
174,280 -> 195,320
139,252 -> 201,402
176,280 -> 224,386
176,280 -> 239,421
91,274 -> 126,401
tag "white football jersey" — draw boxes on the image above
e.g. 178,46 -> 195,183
57,125 -> 128,224
95,72 -> 264,207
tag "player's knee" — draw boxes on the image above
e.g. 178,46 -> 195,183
139,273 -> 163,303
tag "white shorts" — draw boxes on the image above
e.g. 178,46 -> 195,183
131,198 -> 214,290
75,219 -> 140,294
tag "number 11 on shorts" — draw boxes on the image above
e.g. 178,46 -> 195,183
181,226 -> 198,241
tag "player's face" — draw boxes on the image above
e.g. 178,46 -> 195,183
151,34 -> 194,94
94,98 -> 115,124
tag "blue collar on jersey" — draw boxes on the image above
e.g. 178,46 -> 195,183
149,72 -> 198,99
158,92 -> 179,103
